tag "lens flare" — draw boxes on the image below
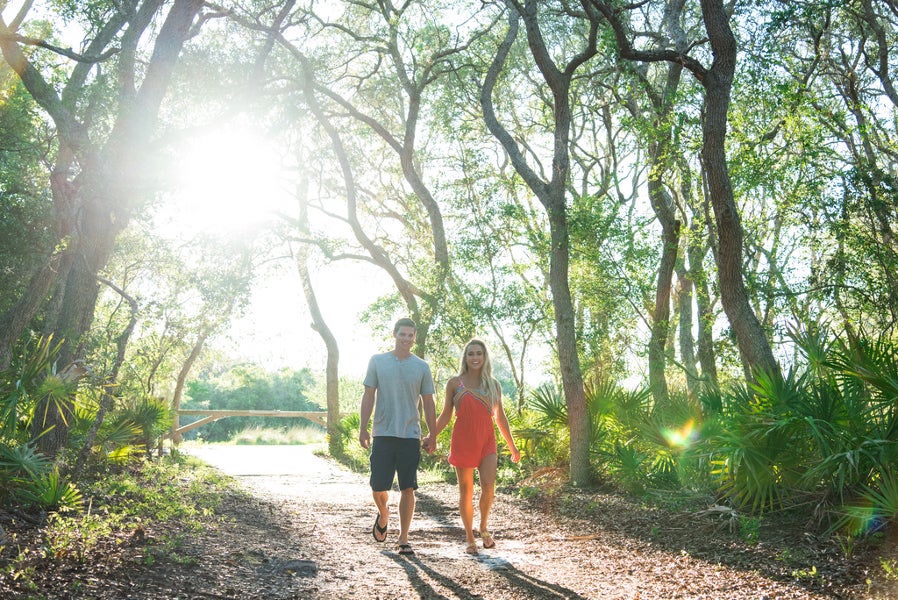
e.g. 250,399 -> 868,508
662,419 -> 698,449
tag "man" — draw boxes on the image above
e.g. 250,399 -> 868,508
359,317 -> 437,556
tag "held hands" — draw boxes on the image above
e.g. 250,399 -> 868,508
421,434 -> 436,454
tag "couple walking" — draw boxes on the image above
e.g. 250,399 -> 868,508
358,318 -> 521,556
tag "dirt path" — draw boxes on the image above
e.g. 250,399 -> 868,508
170,445 -> 876,600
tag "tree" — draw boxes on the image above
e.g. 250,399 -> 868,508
1,0 -> 205,456
481,0 -> 598,485
588,0 -> 781,383
291,169 -> 341,456
255,0 -> 489,357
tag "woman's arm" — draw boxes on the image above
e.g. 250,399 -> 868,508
434,377 -> 458,436
493,386 -> 521,463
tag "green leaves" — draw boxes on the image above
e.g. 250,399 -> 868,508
705,327 -> 898,521
0,336 -> 64,438
527,383 -> 567,428
12,468 -> 83,513
0,442 -> 51,483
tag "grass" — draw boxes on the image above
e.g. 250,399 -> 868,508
0,453 -> 236,592
224,425 -> 327,446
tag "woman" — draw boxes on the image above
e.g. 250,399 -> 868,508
435,338 -> 521,555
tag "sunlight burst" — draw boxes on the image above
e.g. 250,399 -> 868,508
163,126 -> 292,237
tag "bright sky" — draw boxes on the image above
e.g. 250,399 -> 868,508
158,122 -> 394,378
220,262 -> 393,378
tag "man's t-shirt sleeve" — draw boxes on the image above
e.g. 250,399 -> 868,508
422,363 -> 436,395
363,355 -> 378,388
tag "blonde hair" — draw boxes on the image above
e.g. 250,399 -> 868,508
459,338 -> 500,400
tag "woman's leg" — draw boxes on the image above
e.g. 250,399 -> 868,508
456,466 -> 477,550
477,453 -> 498,545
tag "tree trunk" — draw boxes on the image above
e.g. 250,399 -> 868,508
170,329 -> 210,444
71,278 -> 138,479
689,236 -> 718,388
481,2 -> 596,485
295,183 -> 341,456
699,0 -> 780,382
547,204 -> 592,486
675,260 -> 699,396
648,210 -> 680,405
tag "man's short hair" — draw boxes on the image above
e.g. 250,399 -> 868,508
393,317 -> 417,333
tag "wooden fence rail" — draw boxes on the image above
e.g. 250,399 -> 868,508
174,409 -> 329,437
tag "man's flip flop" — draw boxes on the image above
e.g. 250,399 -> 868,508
396,543 -> 414,555
372,515 -> 387,542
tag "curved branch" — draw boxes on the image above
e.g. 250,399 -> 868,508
585,0 -> 708,82
0,32 -> 119,62
480,6 -> 548,198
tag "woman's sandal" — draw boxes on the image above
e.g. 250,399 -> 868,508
465,541 -> 479,555
480,530 -> 496,549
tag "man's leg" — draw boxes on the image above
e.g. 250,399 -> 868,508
394,437 -> 420,549
373,490 -> 389,541
369,437 -> 393,542
397,487 -> 415,546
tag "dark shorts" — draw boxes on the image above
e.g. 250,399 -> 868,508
369,436 -> 421,492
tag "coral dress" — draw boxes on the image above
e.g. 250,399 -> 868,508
448,382 -> 497,468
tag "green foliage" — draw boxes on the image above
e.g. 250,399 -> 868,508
704,327 -> 898,524
183,366 -> 321,441
84,456 -> 226,522
585,377 -> 706,493
837,469 -> 898,537
0,336 -> 65,438
13,468 -> 82,512
0,74 -> 53,316
231,425 -> 325,446
336,412 -> 361,447
528,384 -> 567,428
115,397 -> 171,454
519,385 -> 569,466
0,335 -> 84,512
738,515 -> 761,544
0,443 -> 50,501
332,413 -> 368,472
0,438 -> 49,473
0,454 -> 230,588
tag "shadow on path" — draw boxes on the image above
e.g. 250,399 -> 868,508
387,552 -> 589,600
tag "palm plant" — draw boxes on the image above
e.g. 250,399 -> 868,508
336,412 -> 361,449
586,376 -> 707,490
528,383 -> 567,428
522,384 -> 569,465
0,443 -> 50,503
117,397 -> 171,456
13,468 -> 83,512
68,396 -> 143,464
706,327 -> 898,524
0,336 -> 64,439
0,335 -> 84,511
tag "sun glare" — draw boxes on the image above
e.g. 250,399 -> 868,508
160,126 -> 292,237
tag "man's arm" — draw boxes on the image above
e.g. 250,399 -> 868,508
359,385 -> 376,449
420,393 -> 437,453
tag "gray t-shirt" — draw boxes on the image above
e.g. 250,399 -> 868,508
363,351 -> 435,439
